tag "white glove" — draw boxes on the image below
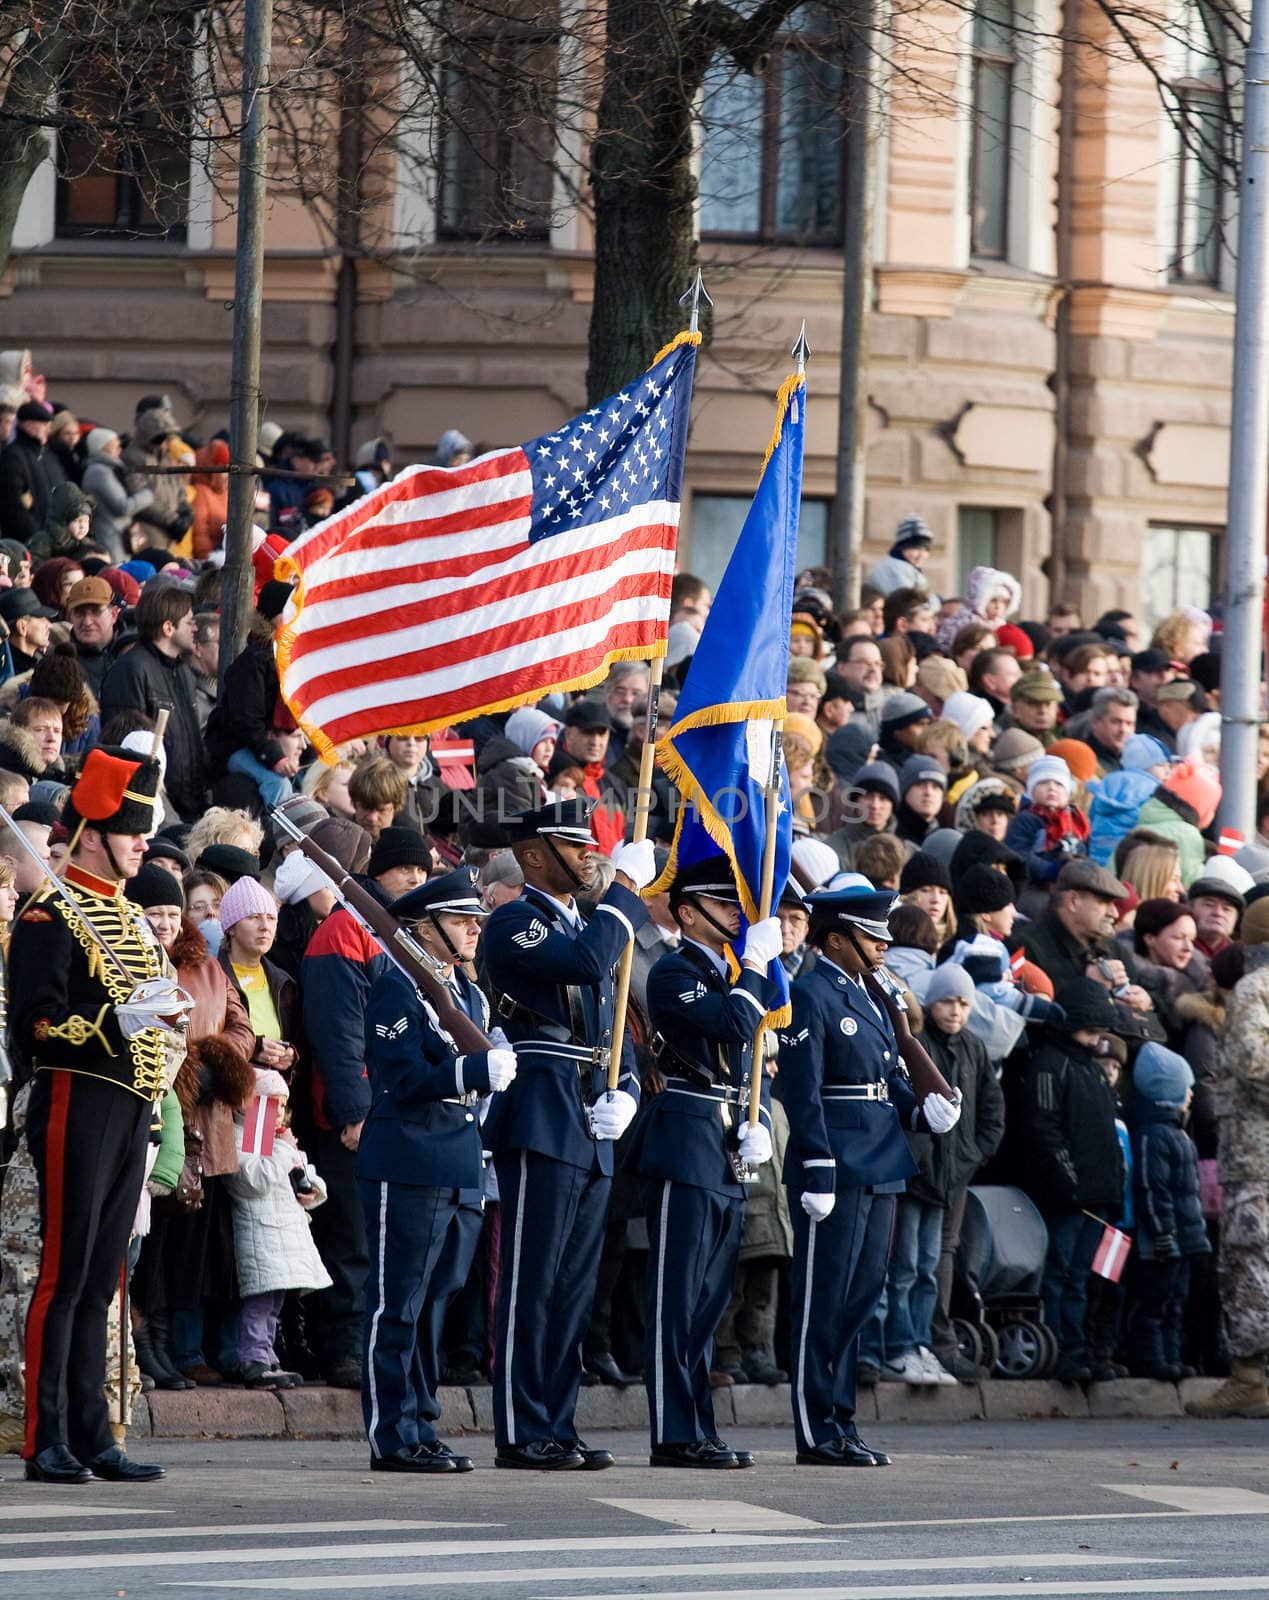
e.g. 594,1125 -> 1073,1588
587,1087 -> 638,1140
252,1068 -> 291,1101
923,1087 -> 963,1134
611,839 -> 656,891
801,1191 -> 836,1221
117,978 -> 195,1040
737,1121 -> 773,1166
273,848 -> 332,906
484,1048 -> 518,1093
741,916 -> 783,970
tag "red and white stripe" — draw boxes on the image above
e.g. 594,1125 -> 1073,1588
1090,1223 -> 1132,1282
277,449 -> 676,752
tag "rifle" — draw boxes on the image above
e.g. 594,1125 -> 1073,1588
270,808 -> 492,1056
864,965 -> 954,1101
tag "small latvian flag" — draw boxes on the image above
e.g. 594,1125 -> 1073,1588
1090,1222 -> 1132,1283
1218,826 -> 1245,857
241,1095 -> 280,1158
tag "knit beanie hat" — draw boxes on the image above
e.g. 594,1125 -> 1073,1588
941,691 -> 994,741
947,932 -> 1009,984
954,862 -> 1016,916
125,861 -> 185,910
1241,893 -> 1269,947
1163,755 -> 1221,830
1025,755 -> 1072,801
367,825 -> 432,878
1133,1041 -> 1194,1106
790,836 -> 840,893
891,513 -> 933,554
783,712 -> 824,754
825,722 -> 875,782
1121,733 -> 1172,773
85,426 -> 118,456
922,828 -> 965,870
504,707 -> 562,758
916,656 -> 968,703
1047,739 -> 1098,784
900,851 -> 952,894
991,728 -> 1045,774
270,794 -> 327,845
881,691 -> 933,733
925,963 -> 975,1005
898,754 -> 948,795
219,874 -> 278,931
198,843 -> 261,884
851,760 -> 900,802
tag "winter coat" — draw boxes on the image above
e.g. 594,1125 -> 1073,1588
100,640 -> 207,820
219,948 -> 304,1072
122,406 -> 192,544
1126,1095 -> 1210,1259
934,567 -> 1021,651
1087,769 -> 1157,866
738,1095 -> 794,1261
1011,908 -> 1143,993
1174,989 -> 1226,1160
826,817 -> 904,872
1214,955 -> 1269,1187
173,918 -> 257,1179
82,450 -> 155,563
1005,801 -> 1089,883
204,623 -> 294,780
884,945 -> 935,1000
906,1021 -> 1004,1206
224,1125 -> 332,1297
864,553 -> 929,597
151,1086 -> 187,1193
0,431 -> 52,543
301,892 -> 391,1132
189,442 -> 229,559
1136,793 -> 1207,887
477,734 -> 545,814
1009,1034 -> 1125,1217
1119,944 -> 1210,1053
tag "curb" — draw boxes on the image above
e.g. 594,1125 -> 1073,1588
132,1376 -> 1226,1440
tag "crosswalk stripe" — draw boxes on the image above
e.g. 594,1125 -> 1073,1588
598,1499 -> 824,1531
0,1531 -> 814,1575
1103,1485 -> 1269,1514
13,1520 -> 489,1548
166,1555 -> 1173,1592
0,1502 -> 171,1522
526,1581 -> 1269,1600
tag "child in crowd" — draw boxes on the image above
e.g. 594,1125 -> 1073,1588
225,1079 -> 331,1390
1005,755 -> 1091,885
1126,1043 -> 1210,1380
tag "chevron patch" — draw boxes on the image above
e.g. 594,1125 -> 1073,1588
374,1017 -> 409,1040
677,983 -> 708,1003
511,920 -> 549,949
779,1028 -> 810,1047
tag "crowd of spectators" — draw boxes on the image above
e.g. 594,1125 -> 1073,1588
0,363 -> 1263,1447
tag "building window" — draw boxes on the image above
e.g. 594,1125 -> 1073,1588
956,506 -> 998,595
1169,1 -> 1234,285
437,25 -> 556,241
1142,523 -> 1221,630
968,0 -> 1015,260
699,20 -> 843,244
686,493 -> 828,593
55,51 -> 190,241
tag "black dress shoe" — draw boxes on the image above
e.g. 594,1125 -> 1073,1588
650,1438 -> 741,1469
421,1440 -> 474,1472
325,1358 -> 363,1389
796,1437 -> 881,1467
495,1441 -> 584,1470
567,1437 -> 615,1470
87,1446 -> 165,1482
25,1445 -> 91,1484
708,1435 -> 754,1468
372,1445 -> 456,1474
851,1434 -> 891,1466
585,1352 -> 640,1388
1053,1357 -> 1093,1384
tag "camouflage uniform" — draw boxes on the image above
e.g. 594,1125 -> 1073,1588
1215,960 -> 1269,1361
0,1081 -> 141,1454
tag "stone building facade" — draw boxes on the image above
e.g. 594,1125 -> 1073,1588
0,0 -> 1233,624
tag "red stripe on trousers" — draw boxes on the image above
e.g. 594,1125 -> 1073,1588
24,1070 -> 71,1459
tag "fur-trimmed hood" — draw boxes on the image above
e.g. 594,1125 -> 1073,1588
171,914 -> 212,970
1175,989 -> 1226,1033
0,719 -> 46,781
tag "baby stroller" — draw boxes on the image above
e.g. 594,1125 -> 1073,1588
949,1185 -> 1057,1379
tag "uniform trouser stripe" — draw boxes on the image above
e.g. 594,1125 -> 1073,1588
794,1214 -> 818,1449
364,1183 -> 389,1458
652,1180 -> 671,1445
501,1151 -> 529,1446
23,1072 -> 71,1461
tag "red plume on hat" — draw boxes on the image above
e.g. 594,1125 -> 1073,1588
72,750 -> 144,821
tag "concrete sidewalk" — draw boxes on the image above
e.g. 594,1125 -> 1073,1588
130,1375 -> 1226,1440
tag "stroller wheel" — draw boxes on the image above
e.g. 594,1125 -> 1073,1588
1035,1322 -> 1059,1378
995,1318 -> 1049,1379
953,1319 -> 984,1370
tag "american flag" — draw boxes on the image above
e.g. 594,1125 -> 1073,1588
276,335 -> 699,757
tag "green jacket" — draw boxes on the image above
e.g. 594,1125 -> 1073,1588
151,1087 -> 187,1193
1136,795 -> 1206,887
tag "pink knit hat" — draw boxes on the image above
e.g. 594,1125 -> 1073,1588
218,875 -> 278,931
1162,755 -> 1221,831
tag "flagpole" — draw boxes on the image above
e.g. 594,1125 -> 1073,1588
606,654 -> 664,1090
746,723 -> 784,1129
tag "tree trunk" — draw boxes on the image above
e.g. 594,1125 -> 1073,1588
586,0 -> 701,403
0,25 -> 72,282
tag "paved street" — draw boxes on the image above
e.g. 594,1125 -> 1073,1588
3,1420 -> 1269,1599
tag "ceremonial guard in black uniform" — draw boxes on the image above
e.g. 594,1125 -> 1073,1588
13,746 -> 185,1485
482,799 -> 653,1470
633,855 -> 783,1468
359,867 -> 517,1473
780,878 -> 961,1466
